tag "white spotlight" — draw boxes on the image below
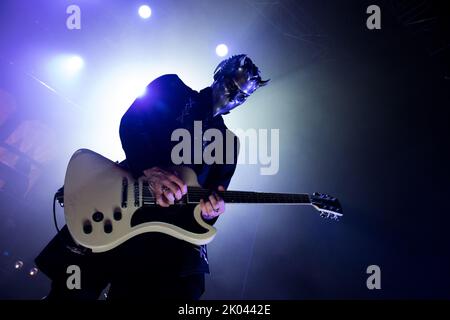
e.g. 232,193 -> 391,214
64,55 -> 84,75
14,261 -> 23,270
29,267 -> 39,276
215,44 -> 229,57
138,5 -> 152,19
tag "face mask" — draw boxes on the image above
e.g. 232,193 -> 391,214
212,55 -> 270,117
212,78 -> 256,116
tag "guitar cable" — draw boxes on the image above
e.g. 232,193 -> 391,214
53,187 -> 64,233
53,192 -> 60,233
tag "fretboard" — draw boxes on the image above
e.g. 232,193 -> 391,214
141,185 -> 311,205
186,187 -> 310,204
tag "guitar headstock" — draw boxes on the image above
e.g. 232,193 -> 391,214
310,192 -> 343,221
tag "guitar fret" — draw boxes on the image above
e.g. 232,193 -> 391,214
142,181 -> 155,205
139,184 -> 310,206
186,187 -> 310,204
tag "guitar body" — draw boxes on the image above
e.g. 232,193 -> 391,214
63,149 -> 342,253
64,149 -> 216,252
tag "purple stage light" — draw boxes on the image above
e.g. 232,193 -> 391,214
29,267 -> 38,276
14,261 -> 23,270
64,55 -> 84,75
138,5 -> 152,19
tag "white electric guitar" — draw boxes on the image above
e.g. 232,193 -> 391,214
62,149 -> 343,252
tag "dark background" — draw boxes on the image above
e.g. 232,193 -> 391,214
0,0 -> 448,299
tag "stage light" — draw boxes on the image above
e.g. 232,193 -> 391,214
56,55 -> 84,77
63,55 -> 84,75
29,267 -> 39,276
14,261 -> 23,270
47,54 -> 85,82
138,5 -> 152,19
216,44 -> 229,57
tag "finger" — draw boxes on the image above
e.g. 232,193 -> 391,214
162,180 -> 182,200
214,191 -> 225,214
156,195 -> 169,207
209,194 -> 219,210
168,174 -> 188,195
144,167 -> 166,178
163,191 -> 175,204
218,185 -> 225,191
152,186 -> 164,201
211,191 -> 222,203
205,201 -> 214,215
200,200 -> 209,218
147,180 -> 159,195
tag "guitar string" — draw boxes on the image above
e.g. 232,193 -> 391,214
139,196 -> 310,204
139,191 -> 310,199
139,191 -> 310,200
141,190 -> 310,199
138,185 -> 311,204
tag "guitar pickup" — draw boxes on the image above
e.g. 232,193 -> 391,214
121,178 -> 128,208
134,181 -> 140,207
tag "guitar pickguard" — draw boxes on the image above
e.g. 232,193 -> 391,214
130,205 -> 210,235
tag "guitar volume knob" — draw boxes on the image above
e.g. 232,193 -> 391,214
92,211 -> 104,222
113,210 -> 122,221
104,220 -> 113,234
83,221 -> 92,234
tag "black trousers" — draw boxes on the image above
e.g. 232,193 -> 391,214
45,272 -> 205,300
36,226 -> 206,300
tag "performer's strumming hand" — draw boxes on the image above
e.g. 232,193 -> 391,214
143,167 -> 225,220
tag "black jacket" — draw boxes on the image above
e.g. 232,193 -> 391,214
117,73 -> 239,274
35,74 -> 238,298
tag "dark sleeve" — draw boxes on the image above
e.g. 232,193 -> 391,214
119,106 -> 170,178
119,74 -> 189,177
203,128 -> 240,226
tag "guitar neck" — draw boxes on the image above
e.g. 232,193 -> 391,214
187,187 -> 311,204
141,184 -> 311,205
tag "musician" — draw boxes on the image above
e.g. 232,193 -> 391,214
35,54 -> 269,300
